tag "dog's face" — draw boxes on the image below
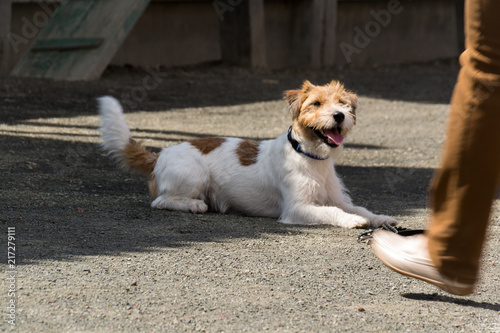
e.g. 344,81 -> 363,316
285,80 -> 357,151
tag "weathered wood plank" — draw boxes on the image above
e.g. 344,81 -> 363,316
289,0 -> 338,68
11,0 -> 93,78
219,0 -> 267,69
309,0 -> 325,68
248,0 -> 266,69
291,0 -> 337,68
11,0 -> 150,81
32,38 -> 103,51
322,0 -> 338,67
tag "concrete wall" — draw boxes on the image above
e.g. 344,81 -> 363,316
4,0 -> 461,73
264,0 -> 460,68
111,1 -> 221,68
335,0 -> 460,66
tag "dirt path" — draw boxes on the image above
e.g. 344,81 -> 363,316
1,63 -> 499,332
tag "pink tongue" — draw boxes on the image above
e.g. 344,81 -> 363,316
324,129 -> 344,145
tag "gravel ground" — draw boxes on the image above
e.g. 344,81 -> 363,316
1,62 -> 499,332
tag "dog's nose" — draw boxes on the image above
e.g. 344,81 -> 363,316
333,112 -> 345,123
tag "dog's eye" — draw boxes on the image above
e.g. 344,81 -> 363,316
313,101 -> 321,107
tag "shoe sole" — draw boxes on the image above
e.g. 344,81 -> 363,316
371,243 -> 474,296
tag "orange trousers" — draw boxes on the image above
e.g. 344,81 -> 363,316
427,0 -> 500,284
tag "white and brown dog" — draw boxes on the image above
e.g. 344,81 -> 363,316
98,80 -> 397,228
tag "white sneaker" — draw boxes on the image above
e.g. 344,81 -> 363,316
370,230 -> 474,296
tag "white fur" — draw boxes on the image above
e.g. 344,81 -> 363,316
152,134 -> 394,228
98,96 -> 131,166
99,89 -> 397,229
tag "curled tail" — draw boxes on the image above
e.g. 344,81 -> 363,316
98,96 -> 157,175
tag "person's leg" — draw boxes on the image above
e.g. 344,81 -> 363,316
427,0 -> 500,285
370,0 -> 500,296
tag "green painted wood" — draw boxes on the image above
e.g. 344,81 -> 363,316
32,38 -> 103,51
11,0 -> 150,81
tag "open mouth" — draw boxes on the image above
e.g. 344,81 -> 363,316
314,126 -> 344,147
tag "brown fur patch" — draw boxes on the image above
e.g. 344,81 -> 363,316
189,137 -> 226,154
236,140 -> 260,166
124,139 -> 158,175
148,174 -> 158,199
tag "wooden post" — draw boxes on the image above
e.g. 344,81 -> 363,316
291,0 -> 337,68
248,0 -> 266,68
219,0 -> 267,69
0,0 -> 12,76
309,0 -> 325,68
322,0 -> 338,67
290,0 -> 322,68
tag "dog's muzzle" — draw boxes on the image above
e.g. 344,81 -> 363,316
314,112 -> 345,147
314,127 -> 344,147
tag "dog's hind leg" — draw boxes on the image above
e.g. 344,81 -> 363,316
151,148 -> 210,214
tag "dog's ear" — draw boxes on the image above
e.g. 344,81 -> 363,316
345,91 -> 358,123
329,79 -> 357,114
284,81 -> 316,119
345,92 -> 358,112
284,89 -> 302,119
284,81 -> 315,119
301,80 -> 315,93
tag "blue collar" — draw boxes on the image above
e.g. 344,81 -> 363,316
287,126 -> 329,161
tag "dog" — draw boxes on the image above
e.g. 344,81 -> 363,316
98,80 -> 398,229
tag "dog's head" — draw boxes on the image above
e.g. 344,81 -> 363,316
285,80 -> 357,157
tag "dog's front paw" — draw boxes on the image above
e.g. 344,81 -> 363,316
344,215 -> 370,229
188,200 -> 208,214
369,214 -> 398,228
